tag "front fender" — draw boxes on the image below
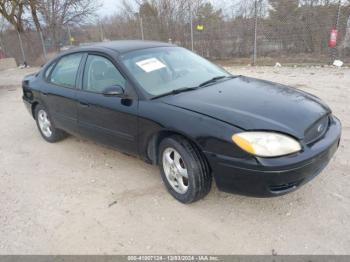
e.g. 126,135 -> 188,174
137,100 -> 253,164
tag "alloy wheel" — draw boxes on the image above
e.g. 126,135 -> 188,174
162,147 -> 189,194
37,109 -> 52,138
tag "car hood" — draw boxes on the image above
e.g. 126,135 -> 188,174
159,76 -> 331,139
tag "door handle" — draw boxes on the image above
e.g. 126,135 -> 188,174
79,101 -> 90,108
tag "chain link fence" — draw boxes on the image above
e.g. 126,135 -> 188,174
255,0 -> 350,65
0,0 -> 349,66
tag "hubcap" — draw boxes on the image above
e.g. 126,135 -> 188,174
38,109 -> 52,137
162,148 -> 189,194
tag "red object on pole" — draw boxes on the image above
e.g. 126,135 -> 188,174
328,28 -> 338,48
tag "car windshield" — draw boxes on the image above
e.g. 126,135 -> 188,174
120,47 -> 231,97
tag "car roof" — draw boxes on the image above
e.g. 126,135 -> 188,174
80,40 -> 175,54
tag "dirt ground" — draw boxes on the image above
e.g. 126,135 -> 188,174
0,65 -> 349,255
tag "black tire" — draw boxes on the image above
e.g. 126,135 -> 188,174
159,135 -> 212,203
34,104 -> 67,143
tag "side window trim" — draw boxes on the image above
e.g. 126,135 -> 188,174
48,52 -> 85,89
44,61 -> 57,81
76,53 -> 88,90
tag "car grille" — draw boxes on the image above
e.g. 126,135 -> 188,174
304,115 -> 329,144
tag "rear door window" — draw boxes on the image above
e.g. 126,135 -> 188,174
49,53 -> 83,88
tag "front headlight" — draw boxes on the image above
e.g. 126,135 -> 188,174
232,132 -> 301,157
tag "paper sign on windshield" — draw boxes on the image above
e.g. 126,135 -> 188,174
136,58 -> 166,73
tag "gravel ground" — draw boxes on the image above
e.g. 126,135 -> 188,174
0,66 -> 349,254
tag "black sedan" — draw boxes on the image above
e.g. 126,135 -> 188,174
22,40 -> 341,203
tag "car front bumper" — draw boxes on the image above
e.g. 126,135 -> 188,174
205,116 -> 341,197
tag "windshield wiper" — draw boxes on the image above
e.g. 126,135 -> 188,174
198,75 -> 234,87
151,86 -> 199,99
151,75 -> 237,99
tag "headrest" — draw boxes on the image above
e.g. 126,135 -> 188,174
91,60 -> 108,79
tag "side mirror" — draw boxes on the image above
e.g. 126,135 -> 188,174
102,85 -> 125,97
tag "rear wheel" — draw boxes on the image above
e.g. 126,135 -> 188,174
35,105 -> 67,143
159,136 -> 211,203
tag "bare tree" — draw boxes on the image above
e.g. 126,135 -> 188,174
0,0 -> 26,32
28,0 -> 42,32
1,0 -> 350,65
37,0 -> 100,49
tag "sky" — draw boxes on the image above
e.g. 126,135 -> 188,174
98,0 -> 126,16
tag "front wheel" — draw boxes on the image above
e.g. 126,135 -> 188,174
35,105 -> 67,143
159,136 -> 212,203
